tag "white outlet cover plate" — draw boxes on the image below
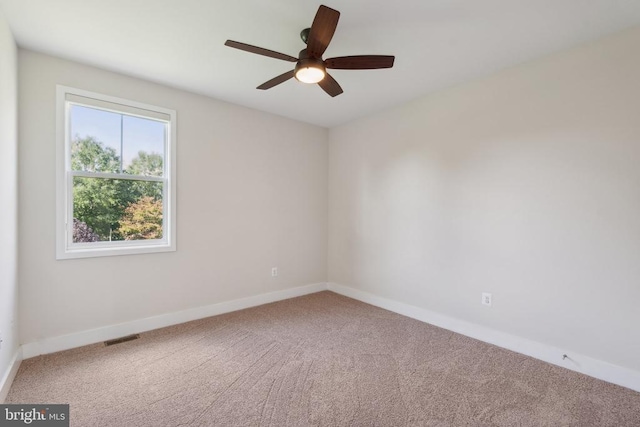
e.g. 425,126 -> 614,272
482,292 -> 492,306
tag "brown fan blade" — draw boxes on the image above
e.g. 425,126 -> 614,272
325,55 -> 395,70
307,5 -> 340,58
257,70 -> 295,90
225,40 -> 298,62
318,73 -> 343,97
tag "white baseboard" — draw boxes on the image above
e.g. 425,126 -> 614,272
18,281 -> 640,393
327,282 -> 640,393
22,282 -> 328,359
0,348 -> 22,403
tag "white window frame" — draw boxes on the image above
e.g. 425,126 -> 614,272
56,85 -> 177,259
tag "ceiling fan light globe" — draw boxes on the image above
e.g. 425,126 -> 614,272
294,58 -> 326,84
295,66 -> 325,84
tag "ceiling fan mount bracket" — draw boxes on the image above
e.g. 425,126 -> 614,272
300,28 -> 311,45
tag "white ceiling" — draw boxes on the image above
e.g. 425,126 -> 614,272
2,1 -> 640,128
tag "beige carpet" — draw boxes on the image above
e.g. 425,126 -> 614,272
7,291 -> 640,426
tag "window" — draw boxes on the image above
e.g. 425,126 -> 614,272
56,86 -> 176,259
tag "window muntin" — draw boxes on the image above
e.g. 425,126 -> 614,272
57,86 -> 176,259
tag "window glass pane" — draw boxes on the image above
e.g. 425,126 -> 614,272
72,176 -> 164,243
70,105 -> 122,173
122,115 -> 165,177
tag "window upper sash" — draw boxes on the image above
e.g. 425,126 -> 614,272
66,93 -> 171,122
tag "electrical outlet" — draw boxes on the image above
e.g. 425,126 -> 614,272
482,292 -> 492,306
271,267 -> 278,277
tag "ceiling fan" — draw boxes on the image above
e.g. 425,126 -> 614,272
224,5 -> 395,97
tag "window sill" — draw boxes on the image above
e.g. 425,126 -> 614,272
56,242 -> 176,260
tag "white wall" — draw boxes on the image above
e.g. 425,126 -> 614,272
19,50 -> 328,346
328,27 -> 640,373
0,8 -> 19,400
